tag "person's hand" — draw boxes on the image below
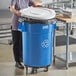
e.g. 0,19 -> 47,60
33,2 -> 42,7
16,11 -> 21,16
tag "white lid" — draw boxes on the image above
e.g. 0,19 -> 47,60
20,7 -> 56,20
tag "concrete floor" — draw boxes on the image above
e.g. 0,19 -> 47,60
0,10 -> 76,76
0,33 -> 76,76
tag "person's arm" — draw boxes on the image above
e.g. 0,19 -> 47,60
29,0 -> 42,7
9,5 -> 21,16
9,0 -> 21,16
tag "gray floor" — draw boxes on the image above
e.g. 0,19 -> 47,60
0,10 -> 12,44
0,35 -> 76,76
0,10 -> 76,76
0,10 -> 12,18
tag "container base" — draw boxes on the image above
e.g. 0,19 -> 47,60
25,64 -> 50,74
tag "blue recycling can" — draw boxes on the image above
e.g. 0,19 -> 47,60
18,22 -> 56,67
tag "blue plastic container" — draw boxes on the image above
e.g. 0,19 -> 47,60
18,22 -> 56,67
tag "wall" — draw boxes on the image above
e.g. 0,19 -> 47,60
0,0 -> 11,10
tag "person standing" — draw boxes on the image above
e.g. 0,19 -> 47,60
9,0 -> 42,69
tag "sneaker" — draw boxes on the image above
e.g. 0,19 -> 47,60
15,62 -> 24,69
